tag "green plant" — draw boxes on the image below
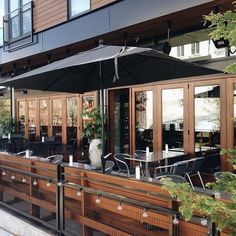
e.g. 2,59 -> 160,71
204,1 -> 236,74
161,152 -> 236,235
81,107 -> 103,143
0,115 -> 15,135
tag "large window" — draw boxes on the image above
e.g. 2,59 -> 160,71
69,0 -> 90,18
3,0 -> 32,48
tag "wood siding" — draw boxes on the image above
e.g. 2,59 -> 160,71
33,0 -> 116,33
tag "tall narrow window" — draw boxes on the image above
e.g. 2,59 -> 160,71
177,45 -> 184,57
194,85 -> 220,153
162,88 -> 184,151
69,0 -> 90,18
191,42 -> 200,55
67,97 -> 77,143
135,91 -> 153,151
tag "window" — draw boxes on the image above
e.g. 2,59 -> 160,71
3,0 -> 32,49
191,42 -> 200,55
69,0 -> 90,18
177,45 -> 184,57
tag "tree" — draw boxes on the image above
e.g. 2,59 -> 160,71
204,1 -> 236,74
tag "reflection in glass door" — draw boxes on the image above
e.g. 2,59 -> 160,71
28,100 -> 37,141
18,101 -> 26,136
52,98 -> 62,142
67,97 -> 77,143
194,85 -> 220,153
113,91 -> 129,154
162,88 -> 184,151
135,91 -> 153,151
39,99 -> 49,138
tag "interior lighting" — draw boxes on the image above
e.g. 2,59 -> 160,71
95,195 -> 101,204
117,202 -> 123,211
76,188 -> 82,196
173,215 -> 179,225
33,179 -> 38,186
142,208 -> 148,218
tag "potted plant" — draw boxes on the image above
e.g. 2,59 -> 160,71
0,115 -> 15,138
81,107 -> 103,167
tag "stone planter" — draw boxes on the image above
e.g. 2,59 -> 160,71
89,138 -> 102,167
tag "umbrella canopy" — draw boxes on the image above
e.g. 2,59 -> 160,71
0,44 -> 220,93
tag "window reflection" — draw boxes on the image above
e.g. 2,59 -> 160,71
39,99 -> 49,138
52,98 -> 62,142
194,85 -> 220,152
162,88 -> 184,151
28,100 -> 36,141
67,97 -> 77,143
135,91 -> 153,151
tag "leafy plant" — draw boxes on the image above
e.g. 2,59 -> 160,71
81,107 -> 103,143
161,151 -> 236,235
0,115 -> 15,135
204,1 -> 236,74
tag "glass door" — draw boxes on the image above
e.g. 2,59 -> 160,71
52,98 -> 62,142
28,99 -> 37,141
39,98 -> 49,138
17,100 -> 26,136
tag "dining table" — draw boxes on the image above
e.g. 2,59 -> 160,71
124,151 -> 186,178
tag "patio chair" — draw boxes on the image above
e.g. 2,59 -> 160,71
185,157 -> 205,190
114,153 -> 134,177
46,155 -> 63,164
104,160 -> 115,174
29,142 -> 49,157
16,150 -> 33,157
154,159 -> 189,178
155,174 -> 187,183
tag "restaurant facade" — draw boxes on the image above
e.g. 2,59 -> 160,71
0,1 -> 235,235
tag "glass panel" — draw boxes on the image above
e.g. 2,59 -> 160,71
70,0 -> 90,17
114,91 -> 129,154
22,10 -> 31,34
162,88 -> 184,151
194,85 -> 220,152
39,99 -> 49,138
28,100 -> 36,141
82,95 -> 95,147
52,98 -> 62,142
67,97 -> 77,143
18,101 -> 25,136
11,15 -> 20,38
135,91 -> 153,151
10,0 -> 19,12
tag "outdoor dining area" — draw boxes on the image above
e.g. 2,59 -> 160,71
0,44 -> 234,235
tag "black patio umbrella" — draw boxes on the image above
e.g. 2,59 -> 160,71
0,44 -> 221,159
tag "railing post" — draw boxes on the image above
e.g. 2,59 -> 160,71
206,219 -> 214,236
56,164 -> 64,235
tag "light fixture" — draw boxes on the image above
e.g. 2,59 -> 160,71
76,188 -> 82,196
117,202 -> 123,211
46,180 -> 51,187
200,218 -> 208,226
11,174 -> 15,180
173,215 -> 179,225
95,195 -> 101,204
2,170 -> 6,176
142,208 -> 148,218
33,179 -> 38,186
22,176 -> 26,183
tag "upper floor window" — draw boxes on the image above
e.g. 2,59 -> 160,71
177,45 -> 184,57
3,0 -> 32,50
191,42 -> 200,55
69,0 -> 91,18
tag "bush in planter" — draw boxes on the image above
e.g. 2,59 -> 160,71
81,107 -> 104,166
0,115 -> 15,137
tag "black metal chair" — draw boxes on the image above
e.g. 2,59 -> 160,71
114,153 -> 134,177
66,138 -> 77,156
154,159 -> 189,178
0,138 -> 8,152
155,174 -> 187,183
104,160 -> 115,174
46,155 -> 63,164
29,142 -> 49,157
185,157 -> 205,190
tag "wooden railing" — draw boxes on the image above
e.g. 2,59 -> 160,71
0,153 -> 229,236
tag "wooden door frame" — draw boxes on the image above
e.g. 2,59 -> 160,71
189,79 -> 227,168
